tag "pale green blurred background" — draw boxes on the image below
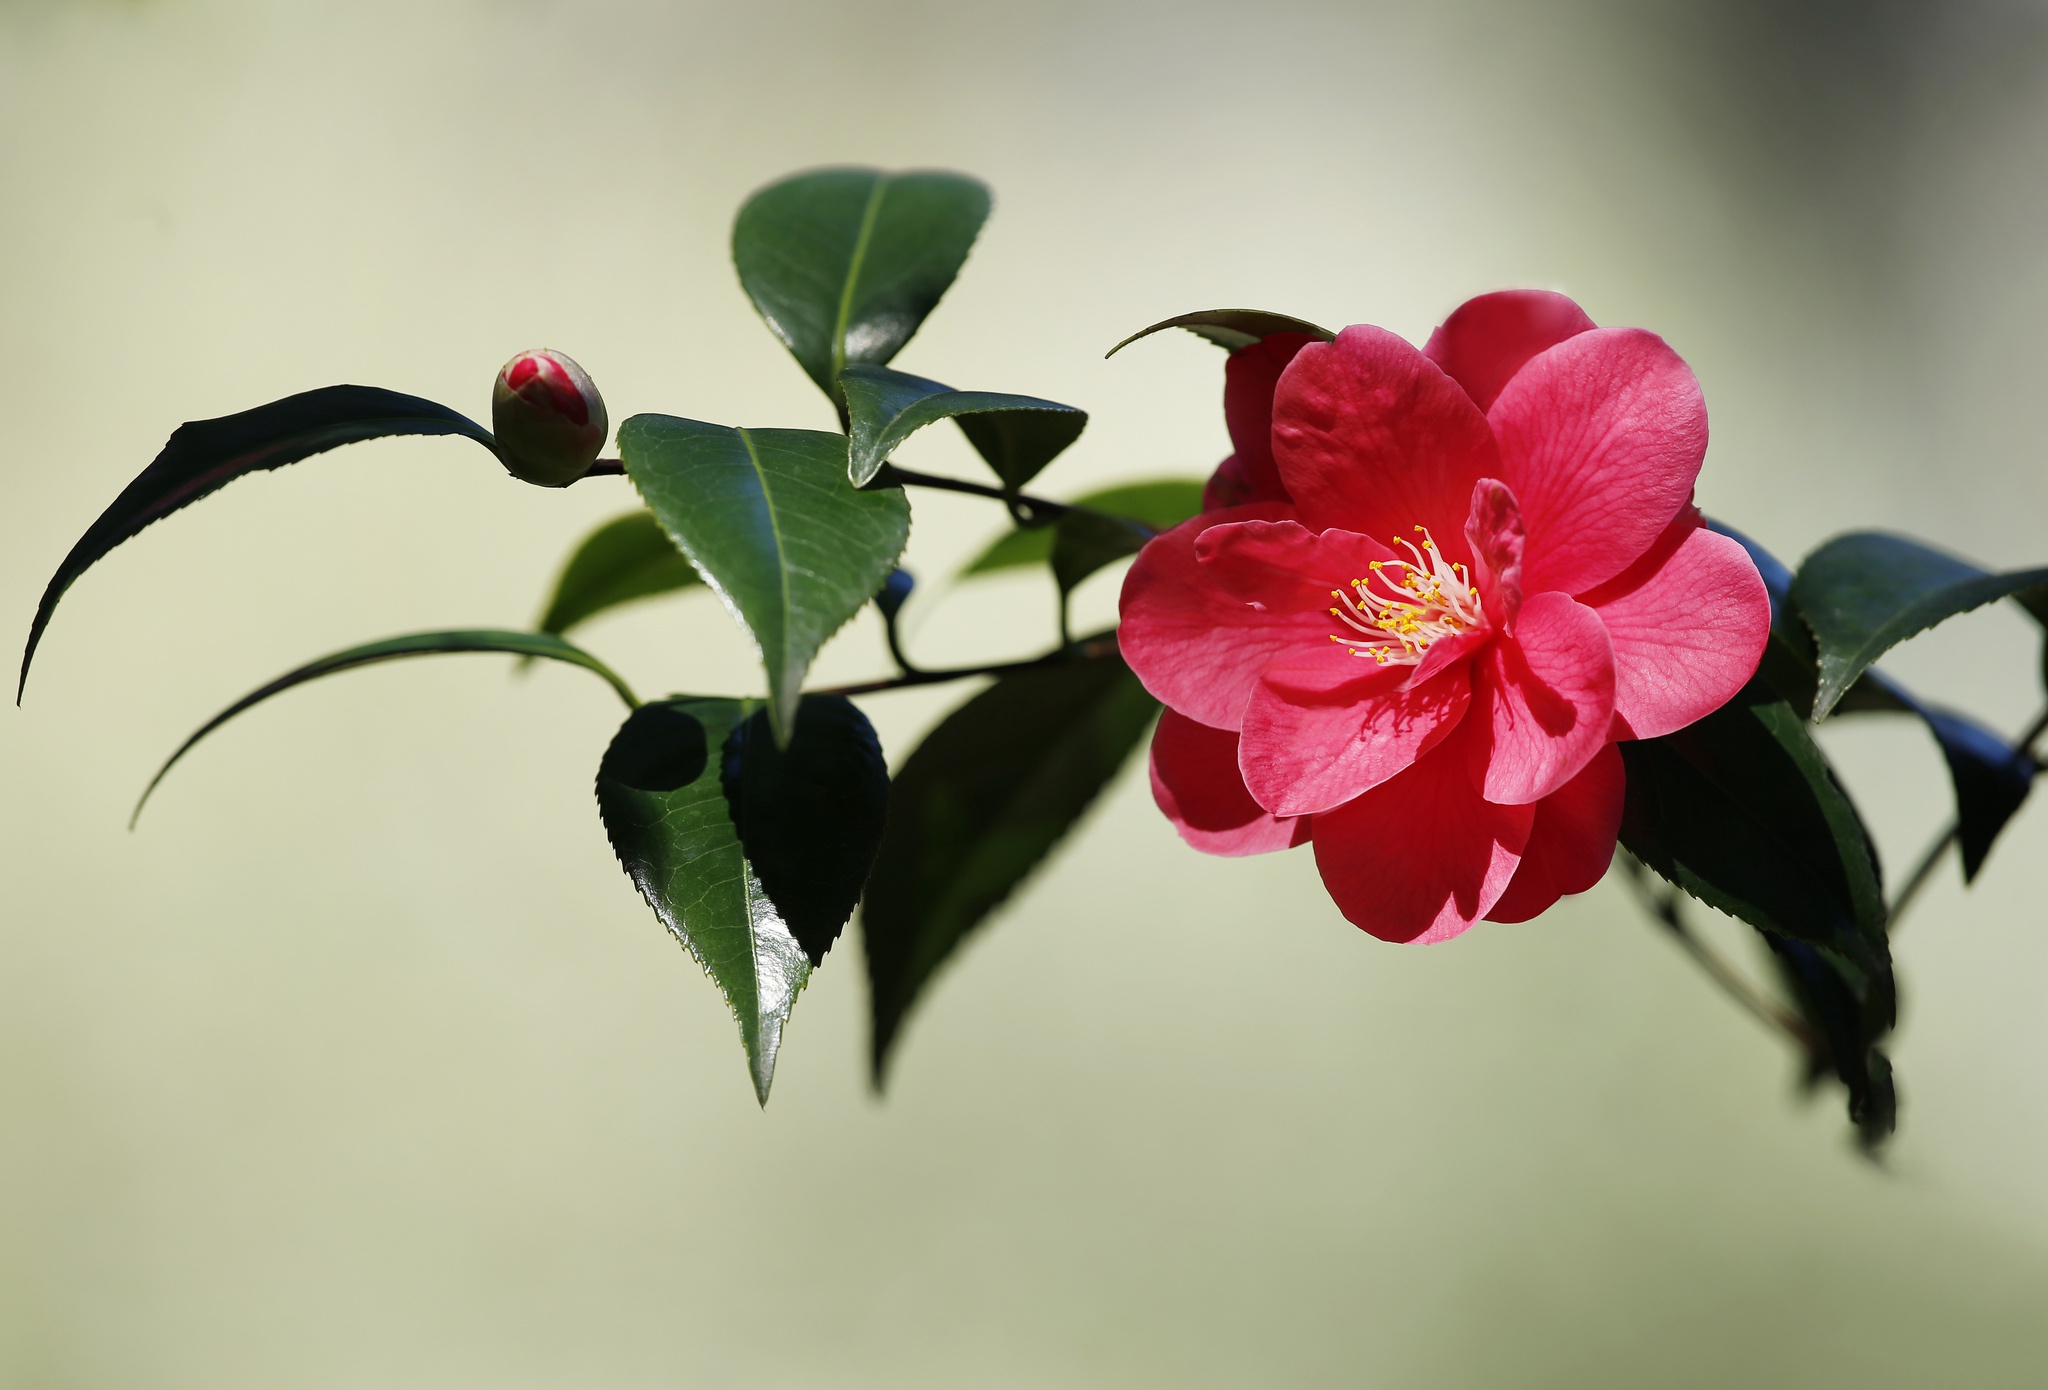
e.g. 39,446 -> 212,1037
6,0 -> 2048,1385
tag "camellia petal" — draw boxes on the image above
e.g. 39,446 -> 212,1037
1220,332 -> 1315,504
1464,477 -> 1526,631
1270,325 -> 1500,554
1467,591 -> 1615,806
1581,512 -> 1770,739
1423,290 -> 1597,412
1201,453 -> 1258,512
1118,503 -> 1307,730
1150,708 -> 1311,855
1311,720 -> 1535,943
1194,519 -> 1401,614
1489,327 -> 1707,597
1484,742 -> 1625,923
1240,657 -> 1472,816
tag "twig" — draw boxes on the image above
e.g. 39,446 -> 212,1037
812,633 -> 1121,699
874,464 -> 1071,527
875,464 -> 1161,537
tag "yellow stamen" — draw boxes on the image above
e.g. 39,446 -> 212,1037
1326,524 -> 1484,664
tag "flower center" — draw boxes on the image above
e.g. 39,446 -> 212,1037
1327,526 -> 1485,665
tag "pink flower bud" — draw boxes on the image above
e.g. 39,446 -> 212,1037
492,349 -> 609,486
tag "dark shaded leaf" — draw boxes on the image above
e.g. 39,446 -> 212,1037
598,698 -> 807,1104
21,385 -> 500,701
135,629 -> 636,825
1791,531 -> 2048,719
533,510 -> 700,638
1050,511 -> 1150,597
1709,518 -> 1847,719
1105,308 -> 1334,357
1895,695 -> 2033,881
1618,680 -> 1886,960
2012,582 -> 2048,692
839,364 -> 1086,490
1761,932 -> 1898,1154
863,649 -> 1159,1083
719,696 -> 889,967
1713,520 -> 2035,882
1621,678 -> 1898,1147
963,479 -> 1204,576
1829,661 -> 2032,884
618,415 -> 910,744
733,167 -> 991,401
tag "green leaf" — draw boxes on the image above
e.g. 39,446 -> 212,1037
719,696 -> 890,967
1716,520 -> 2036,881
21,385 -> 500,702
1832,670 -> 2032,885
1760,931 -> 1898,1153
596,698 -> 805,1105
1618,680 -> 1887,964
1105,308 -> 1334,357
1621,686 -> 1902,1145
618,415 -> 910,745
839,364 -> 1085,490
1791,531 -> 2048,720
1907,698 -> 2035,882
1050,511 -> 1150,597
133,629 -> 636,826
862,649 -> 1159,1083
534,510 -> 701,638
732,167 -> 991,401
962,479 -> 1205,576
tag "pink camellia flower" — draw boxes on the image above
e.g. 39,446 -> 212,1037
1121,291 -> 1772,943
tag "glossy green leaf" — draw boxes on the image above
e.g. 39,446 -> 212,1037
597,698 -> 805,1105
719,696 -> 889,967
21,385 -> 500,701
962,479 -> 1205,576
1791,531 -> 2048,720
534,510 -> 700,638
618,415 -> 910,745
1715,519 -> 2035,881
839,363 -> 1085,489
1105,308 -> 1334,357
134,629 -> 636,826
1618,680 -> 1887,963
732,167 -> 991,400
863,650 -> 1159,1083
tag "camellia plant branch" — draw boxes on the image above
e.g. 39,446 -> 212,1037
21,166 -> 2048,1152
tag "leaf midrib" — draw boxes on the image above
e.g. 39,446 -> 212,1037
830,175 -> 891,382
734,430 -> 793,702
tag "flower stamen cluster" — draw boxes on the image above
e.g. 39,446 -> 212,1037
1328,525 -> 1483,664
